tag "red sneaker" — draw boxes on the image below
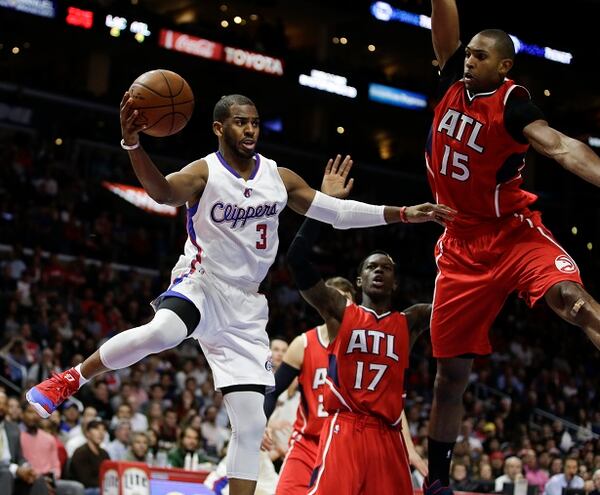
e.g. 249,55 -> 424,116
26,368 -> 81,418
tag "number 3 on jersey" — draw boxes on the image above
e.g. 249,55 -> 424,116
440,144 -> 470,181
256,224 -> 267,249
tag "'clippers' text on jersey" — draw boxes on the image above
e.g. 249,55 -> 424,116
171,152 -> 287,290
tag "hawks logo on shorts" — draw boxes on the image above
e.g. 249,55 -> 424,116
554,254 -> 578,273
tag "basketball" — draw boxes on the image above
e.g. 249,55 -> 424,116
128,69 -> 195,137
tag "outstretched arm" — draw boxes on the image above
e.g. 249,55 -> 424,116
524,120 -> 600,187
287,218 -> 347,342
431,0 -> 461,70
403,303 -> 432,349
120,92 -> 206,206
279,156 -> 455,228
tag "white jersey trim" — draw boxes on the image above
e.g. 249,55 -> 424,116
359,305 -> 391,319
307,412 -> 339,495
325,377 -> 352,412
503,84 -> 531,106
316,325 -> 328,348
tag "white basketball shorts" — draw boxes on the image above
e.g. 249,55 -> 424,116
152,265 -> 274,389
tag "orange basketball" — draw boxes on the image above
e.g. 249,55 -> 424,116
128,69 -> 195,137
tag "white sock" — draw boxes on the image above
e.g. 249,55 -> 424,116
74,363 -> 88,388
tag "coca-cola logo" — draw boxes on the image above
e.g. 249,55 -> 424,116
175,35 -> 221,59
159,29 -> 284,75
159,29 -> 223,60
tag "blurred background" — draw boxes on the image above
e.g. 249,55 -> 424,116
0,1 -> 599,494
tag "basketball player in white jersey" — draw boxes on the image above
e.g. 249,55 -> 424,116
27,93 -> 455,495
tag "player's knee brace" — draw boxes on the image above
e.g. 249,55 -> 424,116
99,308 -> 188,370
223,390 -> 266,481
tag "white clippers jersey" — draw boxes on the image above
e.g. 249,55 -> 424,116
172,151 -> 288,291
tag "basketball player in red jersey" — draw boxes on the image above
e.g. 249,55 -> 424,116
284,218 -> 434,495
423,1 -> 600,493
264,275 -> 428,495
263,276 -> 356,495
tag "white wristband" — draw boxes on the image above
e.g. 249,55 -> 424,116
121,138 -> 140,151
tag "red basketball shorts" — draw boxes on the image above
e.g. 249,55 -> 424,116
275,430 -> 320,495
307,412 -> 412,495
431,209 -> 583,357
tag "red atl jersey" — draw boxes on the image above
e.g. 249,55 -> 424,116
323,303 -> 410,426
292,327 -> 330,438
426,79 -> 536,234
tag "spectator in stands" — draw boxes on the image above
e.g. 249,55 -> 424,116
88,382 -> 113,420
20,402 -> 61,481
158,409 -> 179,451
456,418 -> 484,454
1,336 -> 30,383
146,383 -> 172,412
7,396 -> 23,423
449,462 -> 478,491
127,369 -> 149,406
199,381 -> 215,410
3,247 -> 27,281
549,457 -> 563,477
544,457 -> 585,495
523,448 -> 549,493
27,348 -> 60,385
167,426 -> 212,468
495,456 -> 524,492
106,421 -> 131,461
20,403 -> 85,495
0,391 -> 49,495
125,432 -> 150,463
108,382 -> 131,412
589,469 -> 600,495
269,337 -> 288,371
65,406 -> 108,457
146,429 -> 159,457
490,450 -> 506,477
39,413 -> 69,478
175,389 -> 200,423
146,401 -> 163,433
125,397 -> 149,433
473,463 -> 495,493
59,402 -> 80,437
69,419 -> 110,495
212,392 -> 229,429
200,405 -> 230,458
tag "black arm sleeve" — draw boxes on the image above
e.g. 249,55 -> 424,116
437,44 -> 465,98
264,362 -> 301,418
286,218 -> 325,291
504,95 -> 546,144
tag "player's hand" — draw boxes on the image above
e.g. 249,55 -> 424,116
409,450 -> 429,478
321,154 -> 354,198
120,91 -> 146,146
260,428 -> 274,452
405,203 -> 456,226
